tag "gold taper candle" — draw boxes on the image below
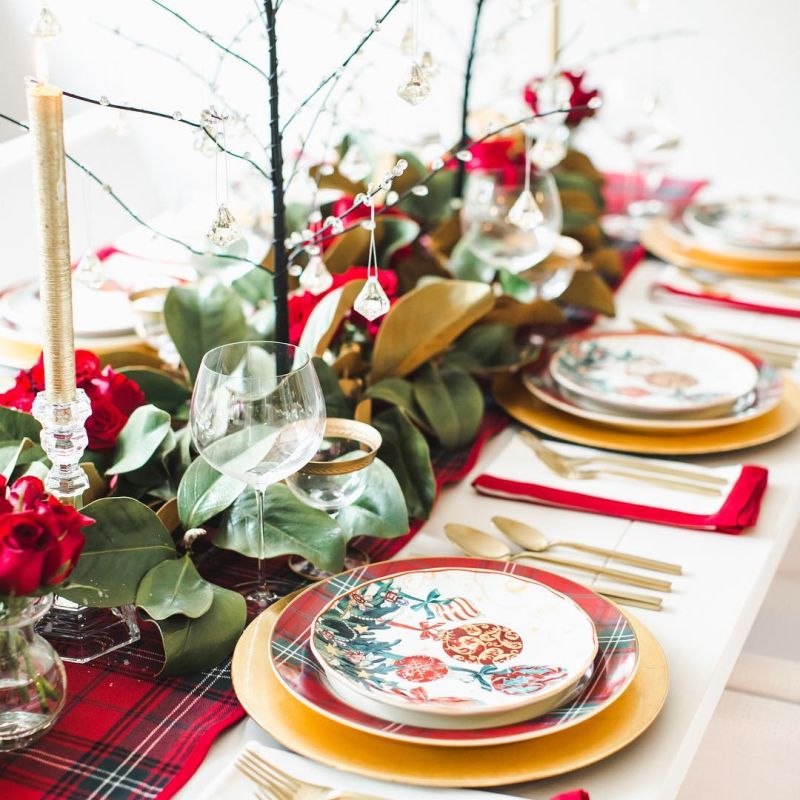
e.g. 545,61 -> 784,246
25,81 -> 76,405
550,0 -> 560,67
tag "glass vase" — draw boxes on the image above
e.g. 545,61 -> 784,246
0,594 -> 67,751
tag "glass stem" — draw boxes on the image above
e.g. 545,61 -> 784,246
255,486 -> 268,598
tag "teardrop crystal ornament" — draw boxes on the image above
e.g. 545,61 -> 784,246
420,50 -> 439,79
338,143 -> 371,183
299,255 -> 334,295
506,190 -> 544,231
397,62 -> 431,106
353,277 -> 391,321
30,6 -> 61,39
207,204 -> 240,246
530,131 -> 568,170
74,252 -> 106,290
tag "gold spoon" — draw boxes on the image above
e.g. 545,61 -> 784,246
493,517 -> 682,575
445,524 -> 664,609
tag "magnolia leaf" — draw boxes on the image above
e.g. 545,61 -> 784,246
428,214 -> 463,259
325,227 -> 371,274
299,281 -> 365,358
118,367 -> 191,414
0,406 -> 40,441
566,221 -> 603,251
587,247 -> 624,280
0,437 -> 38,480
313,357 -> 353,419
335,458 -> 409,540
559,270 -> 616,316
232,266 -> 274,306
60,497 -> 176,608
413,364 -> 484,450
164,283 -> 249,383
447,237 -> 496,283
136,555 -> 214,620
391,245 -> 451,295
106,405 -> 172,476
554,171 -> 604,207
371,280 -> 494,381
395,169 -> 457,228
100,349 -> 165,370
164,425 -> 194,488
80,461 -> 108,505
156,497 -> 181,534
177,456 -> 247,529
15,460 -> 50,482
483,296 -> 565,327
445,323 -> 537,374
149,583 -> 246,676
559,188 -> 600,217
498,269 -> 538,302
373,407 -> 436,519
216,484 -> 346,572
559,149 -> 605,182
365,378 -> 427,429
376,217 -> 420,268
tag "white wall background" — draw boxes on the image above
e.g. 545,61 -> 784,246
1,0 -> 799,281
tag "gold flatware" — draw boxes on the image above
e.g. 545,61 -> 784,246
238,749 -> 384,800
445,524 -> 668,602
630,317 -> 665,333
492,516 -> 682,575
520,430 -> 725,493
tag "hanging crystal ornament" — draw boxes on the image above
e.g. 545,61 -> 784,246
397,0 -> 431,106
338,142 -> 371,183
299,248 -> 334,295
30,5 -> 61,39
530,125 -> 569,170
353,188 -> 390,321
420,50 -> 439,79
206,111 -> 241,246
194,107 -> 221,156
507,134 -> 545,231
400,25 -> 415,56
74,252 -> 106,290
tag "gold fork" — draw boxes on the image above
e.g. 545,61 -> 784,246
237,749 -> 385,800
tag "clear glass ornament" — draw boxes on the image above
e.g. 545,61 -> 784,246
30,6 -> 61,39
98,96 -> 110,107
507,189 -> 545,231
392,158 -> 409,176
400,25 -> 415,56
74,251 -> 106,290
207,204 -> 240,246
324,215 -> 344,234
338,143 -> 371,183
530,127 -> 569,170
353,191 -> 391,322
411,185 -> 429,196
299,254 -> 334,295
397,62 -> 431,106
420,50 -> 439,79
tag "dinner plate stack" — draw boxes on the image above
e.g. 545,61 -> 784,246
232,557 -> 669,787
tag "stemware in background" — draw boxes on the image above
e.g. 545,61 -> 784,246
285,418 -> 382,580
128,287 -> 181,369
190,341 -> 326,610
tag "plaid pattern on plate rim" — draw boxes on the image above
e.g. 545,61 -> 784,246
269,556 -> 638,747
0,412 -> 507,800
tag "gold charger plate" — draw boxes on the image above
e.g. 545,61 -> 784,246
494,372 -> 800,456
642,219 -> 800,278
231,595 -> 668,787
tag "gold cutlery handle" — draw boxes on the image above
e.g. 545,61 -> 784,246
562,541 -> 682,575
597,467 -> 722,496
512,551 -> 672,592
596,589 -> 663,611
595,457 -> 727,487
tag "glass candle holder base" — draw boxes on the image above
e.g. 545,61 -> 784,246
37,598 -> 140,664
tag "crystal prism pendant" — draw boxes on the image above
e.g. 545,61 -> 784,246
207,204 -> 240,246
338,143 -> 371,183
30,6 -> 61,39
420,50 -> 439,79
507,190 -> 545,231
397,63 -> 431,106
530,131 -> 568,170
299,254 -> 334,295
353,278 -> 390,321
74,252 -> 106,290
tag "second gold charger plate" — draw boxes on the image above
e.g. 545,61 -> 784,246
493,371 -> 800,456
232,594 -> 668,787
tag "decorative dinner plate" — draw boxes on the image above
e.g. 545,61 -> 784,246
549,332 -> 759,417
684,197 -> 800,250
268,558 -> 638,746
494,370 -> 800,456
232,570 -> 667,786
523,352 -> 783,434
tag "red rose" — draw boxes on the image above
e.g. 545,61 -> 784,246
524,70 -> 600,127
0,372 -> 36,413
84,397 -> 128,451
8,475 -> 45,510
86,367 -> 145,417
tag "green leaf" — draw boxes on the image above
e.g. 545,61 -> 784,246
498,268 -> 538,302
396,168 -> 457,227
231,266 -> 274,307
106,405 -> 172,476
60,497 -> 176,608
365,378 -> 426,428
164,282 -> 249,383
135,555 -> 214,620
117,368 -> 191,415
376,217 -> 420,268
0,438 -> 39,480
216,484 -> 346,572
177,456 -> 247,529
0,406 -> 40,441
446,323 -> 536,374
313,357 -> 352,419
373,407 -> 436,519
412,364 -> 484,449
335,458 -> 409,540
148,583 -> 246,676
555,171 -> 603,207
447,237 -> 495,283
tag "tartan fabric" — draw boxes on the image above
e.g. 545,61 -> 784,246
0,413 -> 505,800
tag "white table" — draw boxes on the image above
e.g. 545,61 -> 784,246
177,261 -> 800,800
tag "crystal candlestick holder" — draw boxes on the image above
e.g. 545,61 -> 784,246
32,389 -> 140,663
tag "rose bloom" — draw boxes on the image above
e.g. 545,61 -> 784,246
0,476 -> 93,597
0,350 -> 145,451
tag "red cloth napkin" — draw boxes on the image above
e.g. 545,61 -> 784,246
550,792 -> 590,800
653,281 -> 800,319
473,465 -> 768,534
602,173 -> 707,216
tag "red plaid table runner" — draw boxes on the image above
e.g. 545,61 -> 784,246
0,412 -> 507,800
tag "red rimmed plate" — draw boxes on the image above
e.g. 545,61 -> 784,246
268,557 -> 638,747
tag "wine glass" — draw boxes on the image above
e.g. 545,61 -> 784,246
190,341 -> 326,609
461,166 -> 563,284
